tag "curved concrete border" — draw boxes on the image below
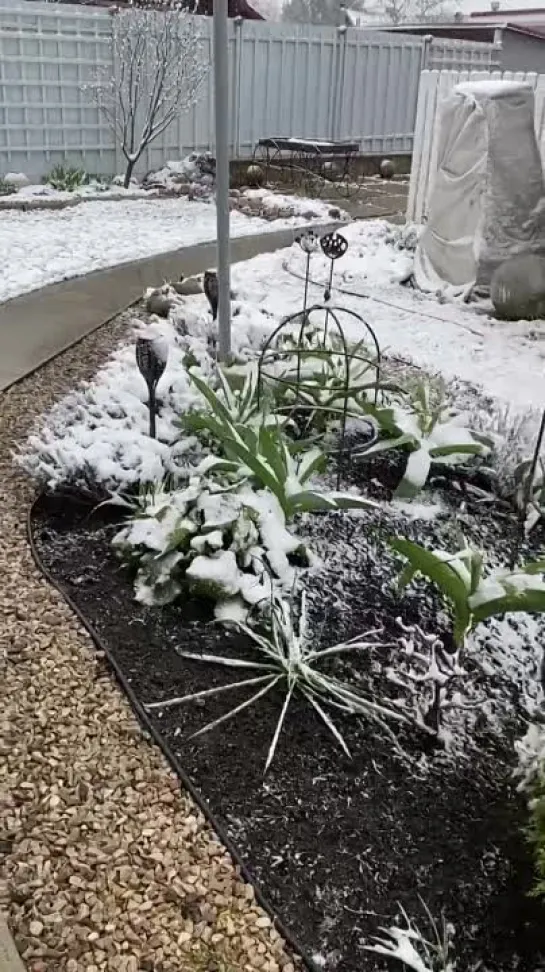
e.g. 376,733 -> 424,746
0,221 -> 345,392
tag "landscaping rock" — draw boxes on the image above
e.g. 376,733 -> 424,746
172,275 -> 203,296
1,313 -> 296,972
491,252 -> 545,321
146,294 -> 173,318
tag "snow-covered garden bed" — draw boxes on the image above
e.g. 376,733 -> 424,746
22,220 -> 545,972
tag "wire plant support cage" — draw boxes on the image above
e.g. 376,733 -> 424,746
256,231 -> 382,486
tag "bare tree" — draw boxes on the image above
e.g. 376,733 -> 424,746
85,7 -> 208,188
374,0 -> 454,22
283,0 -> 363,25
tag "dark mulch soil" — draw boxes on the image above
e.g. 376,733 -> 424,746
31,448 -> 545,972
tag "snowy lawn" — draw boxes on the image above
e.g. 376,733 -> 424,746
0,194 -> 336,304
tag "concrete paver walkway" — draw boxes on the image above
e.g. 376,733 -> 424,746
0,223 -> 342,392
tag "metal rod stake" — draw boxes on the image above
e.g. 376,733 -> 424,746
213,0 -> 231,361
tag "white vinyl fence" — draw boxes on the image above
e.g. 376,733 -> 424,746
0,1 -> 500,179
408,68 -> 545,224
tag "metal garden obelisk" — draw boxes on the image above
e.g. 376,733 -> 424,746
213,0 -> 231,360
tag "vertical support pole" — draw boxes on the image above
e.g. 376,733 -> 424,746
233,15 -> 243,158
213,0 -> 231,361
335,25 -> 348,141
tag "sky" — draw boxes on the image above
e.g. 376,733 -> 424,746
263,0 -> 545,16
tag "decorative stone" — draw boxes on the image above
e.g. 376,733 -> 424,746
145,294 -> 173,318
379,158 -> 395,179
246,164 -> 265,187
490,252 -> 545,321
172,275 -> 203,296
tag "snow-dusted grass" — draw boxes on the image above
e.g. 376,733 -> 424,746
0,194 -> 333,304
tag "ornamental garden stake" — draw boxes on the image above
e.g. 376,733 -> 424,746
136,336 -> 168,439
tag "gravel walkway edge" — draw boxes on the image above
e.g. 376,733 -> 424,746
0,311 -> 299,972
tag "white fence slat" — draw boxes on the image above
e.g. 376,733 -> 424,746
0,1 -> 501,179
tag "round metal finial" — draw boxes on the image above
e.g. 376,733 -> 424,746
296,230 -> 321,254
320,232 -> 348,261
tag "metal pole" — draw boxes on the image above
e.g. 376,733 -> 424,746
213,0 -> 231,361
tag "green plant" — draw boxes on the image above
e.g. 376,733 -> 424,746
185,369 -> 377,520
45,164 -> 89,192
0,177 -> 16,197
145,591 -> 409,771
391,536 -> 545,647
358,379 -> 491,499
366,902 -> 455,972
111,478 -> 311,612
181,364 -> 278,437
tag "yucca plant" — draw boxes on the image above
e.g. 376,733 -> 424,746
185,370 -> 377,520
181,364 -> 279,437
366,902 -> 456,972
391,536 -> 545,648
46,164 -> 89,192
145,592 -> 409,772
357,379 -> 491,499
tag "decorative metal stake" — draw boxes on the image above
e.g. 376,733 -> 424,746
296,231 -> 321,321
204,270 -> 219,321
320,231 -> 348,343
136,336 -> 168,439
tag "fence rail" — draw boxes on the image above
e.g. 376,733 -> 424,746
408,68 -> 545,224
0,1 -> 499,178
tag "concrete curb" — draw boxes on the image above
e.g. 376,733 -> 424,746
0,220 -> 345,393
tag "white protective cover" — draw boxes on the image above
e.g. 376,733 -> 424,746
414,80 -> 545,294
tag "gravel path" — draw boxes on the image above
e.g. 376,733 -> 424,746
0,315 -> 297,972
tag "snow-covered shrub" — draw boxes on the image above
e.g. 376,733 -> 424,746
112,477 -> 311,613
358,378 -> 491,499
145,590 -> 408,771
20,316 -> 216,493
46,164 -> 89,192
144,152 -> 215,196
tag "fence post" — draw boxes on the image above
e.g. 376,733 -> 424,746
421,33 -> 433,72
232,15 -> 243,157
331,24 -> 348,141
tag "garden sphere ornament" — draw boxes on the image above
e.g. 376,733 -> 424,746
246,164 -> 265,187
136,335 -> 168,439
379,158 -> 395,180
296,230 -> 322,318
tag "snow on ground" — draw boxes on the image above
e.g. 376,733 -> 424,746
0,195 -> 335,304
231,220 -> 545,415
21,218 -> 545,495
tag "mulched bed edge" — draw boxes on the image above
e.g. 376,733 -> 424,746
26,493 -> 315,972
